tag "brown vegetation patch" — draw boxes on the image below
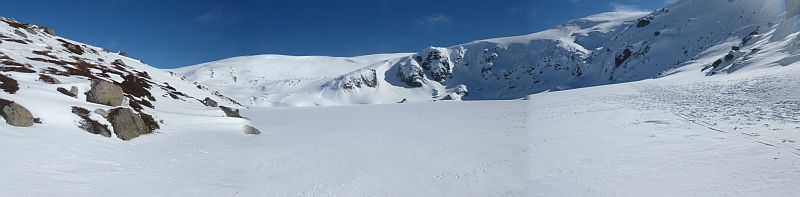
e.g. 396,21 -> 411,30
38,74 -> 59,84
27,57 -> 69,66
0,98 -> 11,106
71,106 -> 111,136
57,39 -> 84,55
117,74 -> 153,100
1,59 -> 36,73
0,19 -> 31,29
2,39 -> 28,44
0,74 -> 20,94
139,112 -> 160,132
32,50 -> 58,59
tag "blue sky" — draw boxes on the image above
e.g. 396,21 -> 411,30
0,0 -> 668,68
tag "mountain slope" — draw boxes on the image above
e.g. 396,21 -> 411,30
177,0 -> 797,107
0,17 -> 258,140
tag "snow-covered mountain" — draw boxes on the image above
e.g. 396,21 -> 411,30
177,0 -> 797,107
0,17 -> 260,140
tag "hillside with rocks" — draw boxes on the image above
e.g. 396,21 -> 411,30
0,17 -> 260,140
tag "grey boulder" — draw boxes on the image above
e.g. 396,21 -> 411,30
108,108 -> 150,140
0,101 -> 34,127
86,79 -> 124,106
243,125 -> 261,135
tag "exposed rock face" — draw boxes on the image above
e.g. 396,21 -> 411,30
397,58 -> 426,87
108,108 -> 149,140
86,79 -> 124,106
219,106 -> 241,118
417,47 -> 454,82
0,100 -> 34,127
203,97 -> 218,107
243,125 -> 261,135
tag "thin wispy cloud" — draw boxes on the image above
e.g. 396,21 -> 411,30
196,7 -> 242,25
610,2 -> 647,12
415,14 -> 453,31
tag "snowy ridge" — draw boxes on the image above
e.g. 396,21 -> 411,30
178,0 -> 799,108
0,17 -> 258,140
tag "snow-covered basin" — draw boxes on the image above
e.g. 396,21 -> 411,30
2,64 -> 800,196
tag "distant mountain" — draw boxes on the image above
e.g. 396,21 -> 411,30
176,0 -> 798,107
0,17 -> 259,139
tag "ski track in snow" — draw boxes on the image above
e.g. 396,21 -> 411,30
633,73 -> 800,157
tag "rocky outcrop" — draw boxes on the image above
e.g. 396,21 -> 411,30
397,58 -> 426,87
0,99 -> 34,127
243,125 -> 261,135
219,106 -> 241,118
203,97 -> 218,107
41,26 -> 56,36
86,79 -> 124,106
417,47 -> 454,82
108,108 -> 149,140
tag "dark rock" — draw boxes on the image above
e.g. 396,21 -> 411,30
119,51 -> 128,57
219,106 -> 241,118
108,108 -> 150,140
86,79 -> 124,106
637,18 -> 651,28
203,97 -> 218,107
13,29 -> 27,38
0,101 -> 34,127
243,125 -> 261,135
724,52 -> 735,61
615,49 -> 633,67
712,59 -> 723,68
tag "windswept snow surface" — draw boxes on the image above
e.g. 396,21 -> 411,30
4,63 -> 800,196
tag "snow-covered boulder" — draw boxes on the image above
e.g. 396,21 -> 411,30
243,125 -> 261,135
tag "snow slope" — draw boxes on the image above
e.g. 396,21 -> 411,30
0,17 -> 256,140
173,53 -> 411,107
177,0 -> 795,107
3,58 -> 799,196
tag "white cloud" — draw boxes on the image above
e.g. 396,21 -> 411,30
416,14 -> 453,31
611,2 -> 647,12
